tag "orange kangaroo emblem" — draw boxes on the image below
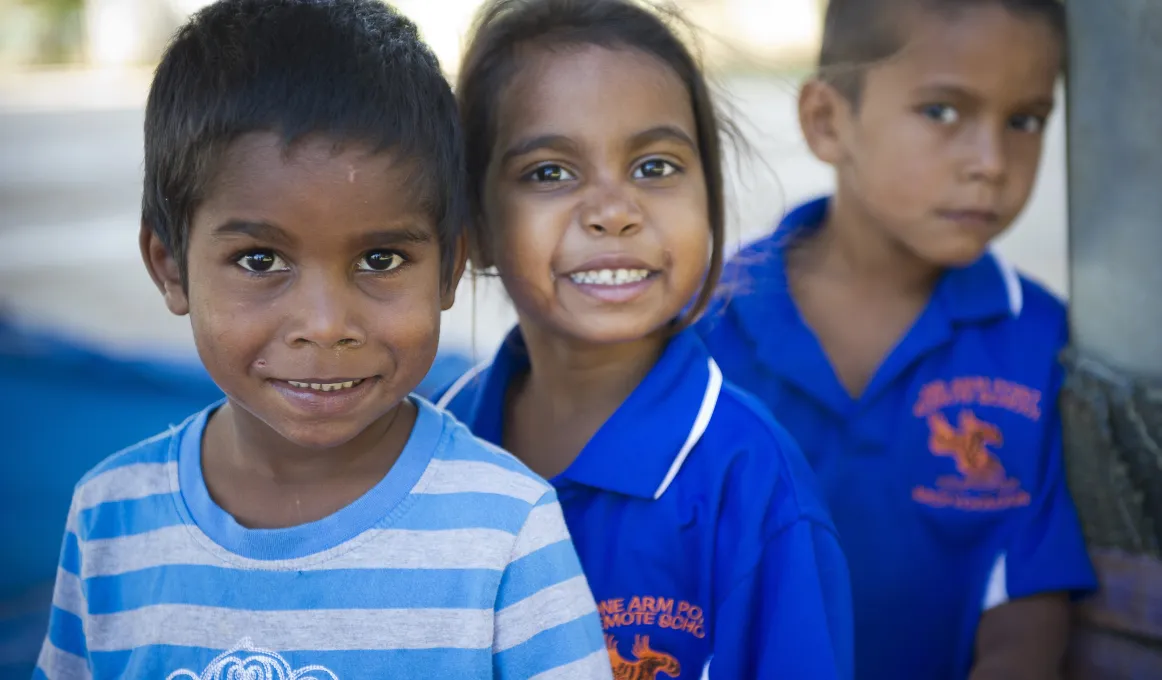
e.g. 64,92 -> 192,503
606,635 -> 681,680
927,410 -> 1006,488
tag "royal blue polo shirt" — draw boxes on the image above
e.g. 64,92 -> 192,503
696,196 -> 1097,680
435,327 -> 854,679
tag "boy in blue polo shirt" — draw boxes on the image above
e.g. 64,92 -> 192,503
698,0 -> 1096,678
438,0 -> 853,677
34,2 -> 610,678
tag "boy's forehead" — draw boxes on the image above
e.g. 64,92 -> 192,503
198,132 -> 437,234
870,5 -> 1061,97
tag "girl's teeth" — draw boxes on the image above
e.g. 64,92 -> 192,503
287,379 -> 364,392
569,268 -> 651,286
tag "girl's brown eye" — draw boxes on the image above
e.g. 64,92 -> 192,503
357,251 -> 406,272
634,159 -> 679,179
526,165 -> 575,183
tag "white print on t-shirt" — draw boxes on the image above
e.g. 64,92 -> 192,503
166,637 -> 340,680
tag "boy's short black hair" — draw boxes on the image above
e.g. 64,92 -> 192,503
143,0 -> 466,288
457,0 -> 729,329
819,0 -> 1066,105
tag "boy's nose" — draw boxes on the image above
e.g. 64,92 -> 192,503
965,124 -> 1008,184
284,273 -> 367,349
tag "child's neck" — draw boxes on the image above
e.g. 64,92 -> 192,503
785,192 -> 943,399
503,321 -> 667,479
201,399 -> 415,529
810,193 -> 943,296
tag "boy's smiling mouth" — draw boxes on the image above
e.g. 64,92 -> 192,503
286,378 -> 367,392
268,376 -> 381,417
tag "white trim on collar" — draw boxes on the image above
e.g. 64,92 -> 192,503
990,251 -> 1024,318
435,360 -> 489,410
653,358 -> 723,500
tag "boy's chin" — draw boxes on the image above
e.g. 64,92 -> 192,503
231,394 -> 409,452
915,240 -> 993,270
271,421 -> 380,451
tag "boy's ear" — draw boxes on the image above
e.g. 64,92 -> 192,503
798,79 -> 852,166
440,231 -> 469,311
140,222 -> 190,316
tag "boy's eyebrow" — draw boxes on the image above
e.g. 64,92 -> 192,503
915,83 -> 1055,110
500,134 -> 579,164
212,219 -> 295,245
628,125 -> 698,152
351,224 -> 434,250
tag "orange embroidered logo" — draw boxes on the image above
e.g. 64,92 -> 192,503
606,635 -> 681,680
928,410 -> 1006,488
912,409 -> 1031,511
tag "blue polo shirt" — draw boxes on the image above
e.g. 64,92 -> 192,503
696,197 -> 1097,680
435,327 -> 854,679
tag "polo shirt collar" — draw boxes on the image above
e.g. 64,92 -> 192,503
454,327 -> 722,499
721,195 -> 1023,410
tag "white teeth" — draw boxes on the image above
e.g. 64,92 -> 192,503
287,379 -> 363,392
569,268 -> 651,286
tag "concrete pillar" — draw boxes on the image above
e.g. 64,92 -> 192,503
1066,0 -> 1162,377
1061,0 -> 1162,673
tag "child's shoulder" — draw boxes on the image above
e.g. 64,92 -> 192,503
697,377 -> 834,526
70,413 -> 196,517
1007,265 -> 1067,337
425,403 -> 556,508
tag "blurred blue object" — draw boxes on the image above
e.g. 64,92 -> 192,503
0,318 -> 222,679
417,349 -> 474,402
0,315 -> 471,678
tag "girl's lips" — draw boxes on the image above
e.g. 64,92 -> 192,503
562,252 -> 659,275
563,271 -> 659,304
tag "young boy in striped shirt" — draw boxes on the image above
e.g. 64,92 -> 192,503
34,1 -> 609,678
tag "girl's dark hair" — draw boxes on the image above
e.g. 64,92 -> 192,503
819,0 -> 1067,105
456,0 -> 727,328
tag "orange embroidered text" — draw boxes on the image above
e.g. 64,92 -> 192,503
913,377 -> 1042,421
598,597 -> 706,639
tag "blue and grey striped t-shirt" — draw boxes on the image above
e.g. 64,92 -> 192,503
35,398 -> 611,679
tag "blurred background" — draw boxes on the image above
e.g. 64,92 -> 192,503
0,0 -> 1069,363
0,0 -> 1069,676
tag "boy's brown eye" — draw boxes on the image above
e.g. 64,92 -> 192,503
236,251 -> 288,273
1010,115 -> 1046,134
921,104 -> 959,125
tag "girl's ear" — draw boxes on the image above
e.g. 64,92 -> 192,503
442,231 -> 469,310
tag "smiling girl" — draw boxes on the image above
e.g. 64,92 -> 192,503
435,1 -> 854,677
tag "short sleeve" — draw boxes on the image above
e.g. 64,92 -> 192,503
1000,363 -> 1097,603
708,519 -> 854,679
491,491 -> 612,679
35,496 -> 93,680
